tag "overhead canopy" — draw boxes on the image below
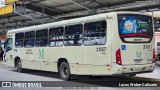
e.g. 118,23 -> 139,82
0,0 -> 160,34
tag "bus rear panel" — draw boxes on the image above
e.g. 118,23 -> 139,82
112,13 -> 155,75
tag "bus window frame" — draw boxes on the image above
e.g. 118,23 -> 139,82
15,32 -> 24,48
64,24 -> 83,46
83,20 -> 107,46
24,31 -> 35,48
49,27 -> 64,47
118,14 -> 153,43
35,29 -> 48,47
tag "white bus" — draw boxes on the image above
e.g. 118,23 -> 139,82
5,12 -> 155,80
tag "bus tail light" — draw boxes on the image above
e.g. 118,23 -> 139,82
116,49 -> 122,65
153,48 -> 156,63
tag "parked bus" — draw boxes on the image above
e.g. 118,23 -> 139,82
5,12 -> 155,80
155,32 -> 160,60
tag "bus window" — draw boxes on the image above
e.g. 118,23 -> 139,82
36,29 -> 48,47
24,31 -> 35,47
83,21 -> 106,45
64,24 -> 82,46
15,33 -> 24,48
49,27 -> 63,47
5,38 -> 13,52
118,14 -> 153,43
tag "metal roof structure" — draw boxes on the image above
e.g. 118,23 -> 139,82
0,0 -> 160,35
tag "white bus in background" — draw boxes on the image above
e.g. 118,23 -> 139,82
5,12 -> 155,80
155,32 -> 160,60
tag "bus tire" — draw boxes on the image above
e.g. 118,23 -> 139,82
16,59 -> 23,72
59,62 -> 71,80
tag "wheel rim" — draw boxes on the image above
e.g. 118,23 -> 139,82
62,66 -> 68,78
64,67 -> 68,75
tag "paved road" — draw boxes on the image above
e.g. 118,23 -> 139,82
0,62 -> 160,90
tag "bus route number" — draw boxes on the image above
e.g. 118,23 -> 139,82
96,47 -> 106,54
143,44 -> 152,50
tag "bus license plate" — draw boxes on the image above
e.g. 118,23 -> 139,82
134,59 -> 143,64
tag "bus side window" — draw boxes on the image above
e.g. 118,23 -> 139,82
83,20 -> 106,45
15,33 -> 24,48
25,31 -> 35,48
36,29 -> 48,47
49,27 -> 64,47
64,24 -> 82,46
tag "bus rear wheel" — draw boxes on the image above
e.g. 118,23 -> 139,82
16,59 -> 23,72
59,62 -> 71,80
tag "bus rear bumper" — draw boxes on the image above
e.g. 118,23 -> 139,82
122,71 -> 153,75
112,63 -> 155,74
70,63 -> 155,75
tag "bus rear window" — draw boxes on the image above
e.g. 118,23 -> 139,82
118,14 -> 153,43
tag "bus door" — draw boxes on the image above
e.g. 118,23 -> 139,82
83,20 -> 112,66
5,35 -> 14,67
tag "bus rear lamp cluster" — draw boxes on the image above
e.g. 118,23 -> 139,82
153,48 -> 156,63
116,49 -> 122,65
106,64 -> 110,71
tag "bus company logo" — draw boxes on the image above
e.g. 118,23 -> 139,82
136,52 -> 141,58
39,49 -> 44,59
2,82 -> 11,87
